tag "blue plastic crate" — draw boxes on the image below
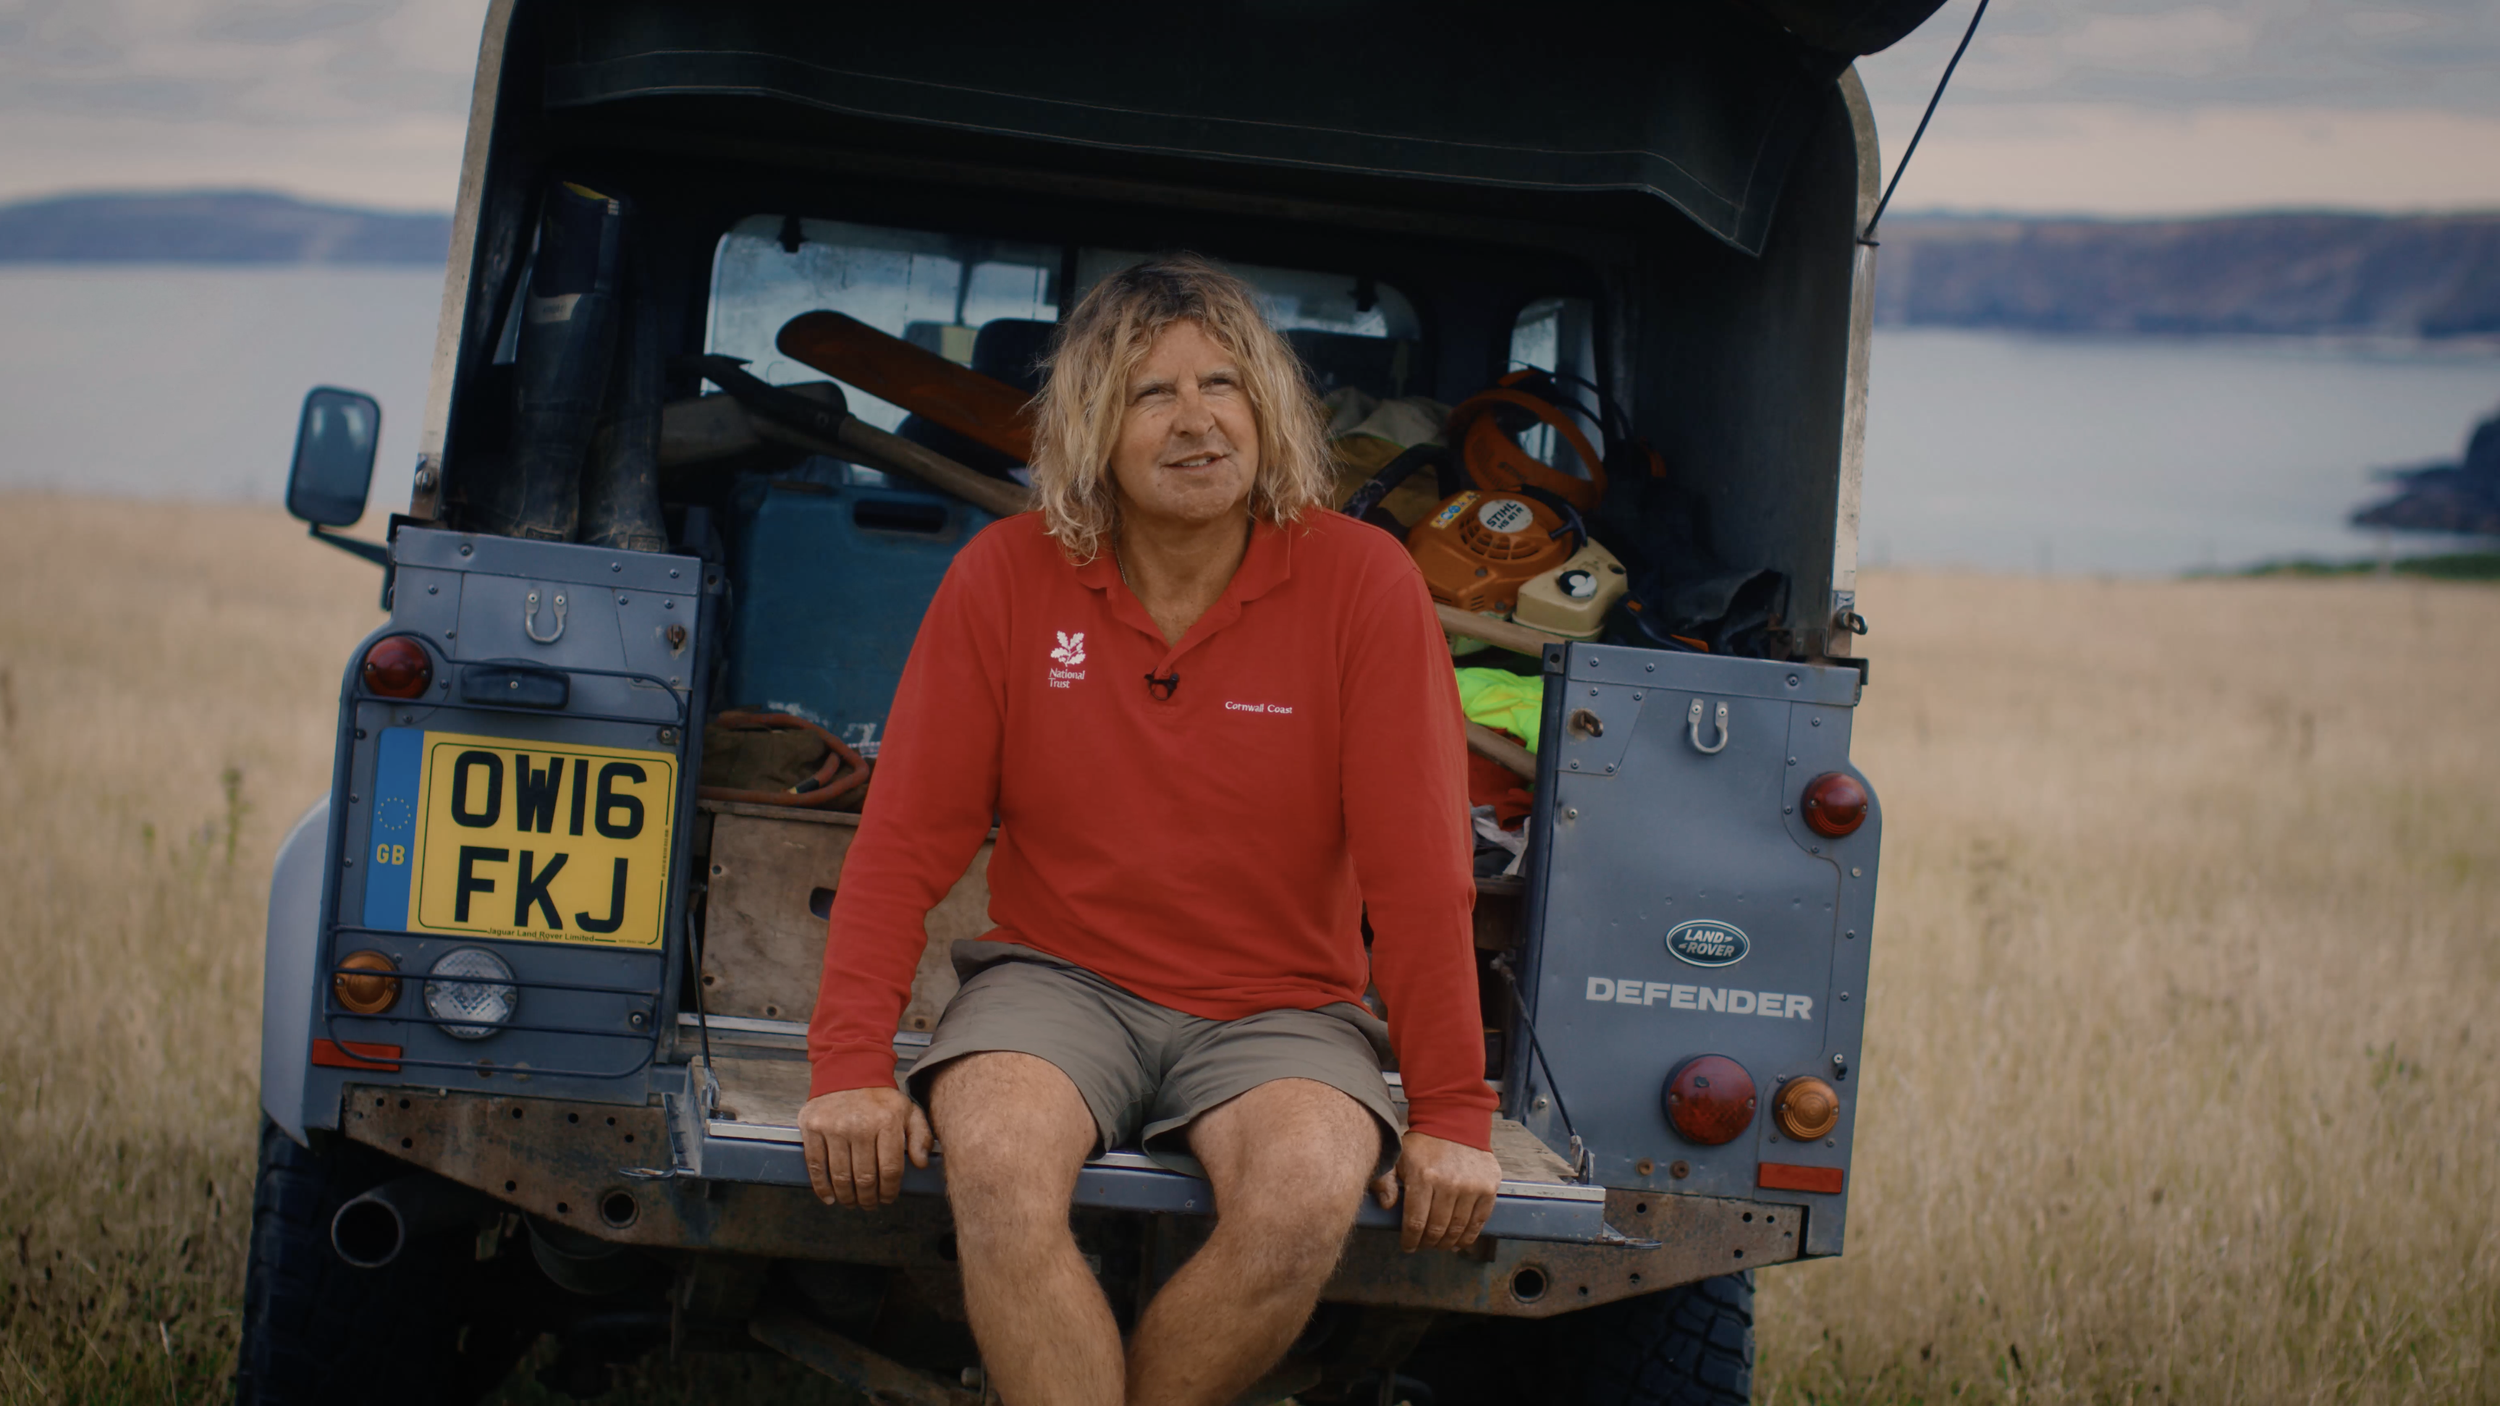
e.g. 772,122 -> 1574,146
722,467 -> 994,758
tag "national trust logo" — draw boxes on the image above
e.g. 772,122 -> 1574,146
1048,630 -> 1087,689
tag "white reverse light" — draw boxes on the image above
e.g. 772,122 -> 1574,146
424,947 -> 518,1039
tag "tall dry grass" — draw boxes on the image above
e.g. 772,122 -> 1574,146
0,496 -> 2492,1403
1758,572 -> 2500,1404
0,497 -> 380,1401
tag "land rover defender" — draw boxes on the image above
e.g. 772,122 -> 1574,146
239,3 -> 1942,1401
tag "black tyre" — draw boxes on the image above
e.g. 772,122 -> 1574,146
1563,1273 -> 1754,1406
1400,1272 -> 1754,1406
234,1118 -> 538,1405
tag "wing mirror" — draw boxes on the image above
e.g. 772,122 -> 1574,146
287,387 -> 390,565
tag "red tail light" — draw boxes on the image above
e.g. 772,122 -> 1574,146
1662,1054 -> 1757,1145
1801,771 -> 1868,837
361,635 -> 433,698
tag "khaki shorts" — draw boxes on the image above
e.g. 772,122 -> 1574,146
907,939 -> 1404,1179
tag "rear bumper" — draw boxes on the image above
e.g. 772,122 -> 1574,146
691,1114 -> 1616,1246
339,1082 -> 1809,1317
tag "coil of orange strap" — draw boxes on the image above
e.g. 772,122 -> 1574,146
698,709 -> 872,808
1445,375 -> 1610,512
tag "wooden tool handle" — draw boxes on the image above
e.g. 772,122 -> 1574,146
1465,722 -> 1538,780
656,387 -> 1034,520
828,419 -> 1034,521
1435,603 -> 1572,658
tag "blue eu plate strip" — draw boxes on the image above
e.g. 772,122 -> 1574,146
363,727 -> 421,931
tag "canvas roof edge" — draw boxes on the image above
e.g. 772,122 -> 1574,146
527,0 -> 1946,260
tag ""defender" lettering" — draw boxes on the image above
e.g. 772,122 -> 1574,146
1585,976 -> 1815,1021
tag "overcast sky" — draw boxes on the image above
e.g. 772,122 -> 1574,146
1,0 -> 2495,217
1855,0 -> 2500,214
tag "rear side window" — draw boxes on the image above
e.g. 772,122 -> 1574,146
1075,250 -> 1424,401
705,217 -> 1062,434
705,217 -> 1430,422
1508,295 -> 1601,480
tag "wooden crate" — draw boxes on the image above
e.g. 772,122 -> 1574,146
699,801 -> 992,1033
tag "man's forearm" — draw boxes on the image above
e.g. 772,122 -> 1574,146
1370,900 -> 1498,1151
806,848 -> 976,1096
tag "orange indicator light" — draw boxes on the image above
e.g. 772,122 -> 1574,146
333,950 -> 401,1014
1775,1076 -> 1841,1141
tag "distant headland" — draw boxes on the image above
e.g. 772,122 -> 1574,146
0,190 -> 449,266
4,191 -> 2497,341
1873,210 -> 2500,340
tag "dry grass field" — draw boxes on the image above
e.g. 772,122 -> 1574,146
0,494 -> 2493,1404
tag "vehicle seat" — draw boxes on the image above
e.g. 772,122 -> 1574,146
1287,328 -> 1417,401
896,318 -> 1057,479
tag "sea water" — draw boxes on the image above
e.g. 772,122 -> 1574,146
2,267 -> 2494,573
1862,327 -> 2500,574
0,266 -> 441,512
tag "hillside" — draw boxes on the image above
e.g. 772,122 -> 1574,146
0,190 -> 449,265
4,192 -> 2495,341
1873,211 -> 2500,339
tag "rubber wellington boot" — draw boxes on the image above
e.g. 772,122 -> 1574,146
492,181 -> 624,542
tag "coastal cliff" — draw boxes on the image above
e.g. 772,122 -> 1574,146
1872,212 -> 2500,340
4,193 -> 2495,344
0,191 -> 449,265
2353,407 -> 2500,537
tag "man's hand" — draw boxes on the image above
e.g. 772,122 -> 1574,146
797,1086 -> 932,1209
1369,1131 -> 1502,1252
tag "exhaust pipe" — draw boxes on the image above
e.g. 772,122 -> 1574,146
330,1173 -> 493,1270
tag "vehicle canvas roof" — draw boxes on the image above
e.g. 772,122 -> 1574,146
536,0 -> 1949,256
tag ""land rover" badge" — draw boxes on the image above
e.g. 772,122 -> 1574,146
1665,919 -> 1750,967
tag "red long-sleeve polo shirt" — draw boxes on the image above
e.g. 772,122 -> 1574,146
806,509 -> 1495,1149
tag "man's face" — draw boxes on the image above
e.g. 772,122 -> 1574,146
1107,319 -> 1260,532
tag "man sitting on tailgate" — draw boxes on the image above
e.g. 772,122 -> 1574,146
798,256 -> 1498,1406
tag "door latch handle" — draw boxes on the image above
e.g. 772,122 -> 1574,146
524,589 -> 567,644
1687,698 -> 1729,754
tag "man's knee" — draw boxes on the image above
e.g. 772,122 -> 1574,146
1194,1080 -> 1378,1275
928,1052 -> 1095,1223
1195,1080 -> 1379,1187
1225,1171 -> 1365,1255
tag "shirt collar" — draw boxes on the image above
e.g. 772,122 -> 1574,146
1229,516 -> 1294,604
1073,516 -> 1295,594
1075,515 -> 1297,656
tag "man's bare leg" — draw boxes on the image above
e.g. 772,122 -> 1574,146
1125,1079 -> 1378,1406
928,1052 -> 1121,1406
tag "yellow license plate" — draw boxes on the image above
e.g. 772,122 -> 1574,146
363,729 -> 676,949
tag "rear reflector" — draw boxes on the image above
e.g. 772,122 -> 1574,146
1757,1161 -> 1844,1194
311,1038 -> 402,1071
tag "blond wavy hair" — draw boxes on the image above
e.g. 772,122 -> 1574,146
1028,256 -> 1333,561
